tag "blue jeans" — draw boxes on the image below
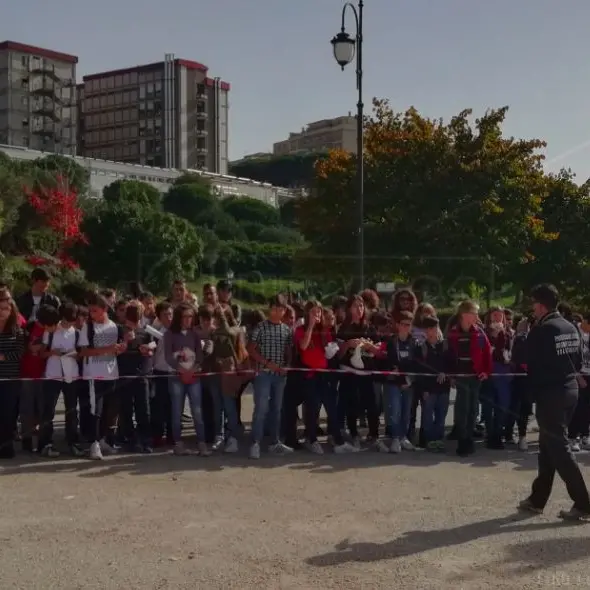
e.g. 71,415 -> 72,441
251,372 -> 286,444
209,375 -> 240,439
482,363 -> 512,439
385,384 -> 413,439
169,378 -> 204,443
421,393 -> 450,442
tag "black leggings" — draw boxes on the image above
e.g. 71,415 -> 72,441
339,374 -> 379,438
90,380 -> 117,443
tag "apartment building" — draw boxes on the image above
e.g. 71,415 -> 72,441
273,114 -> 357,156
0,41 -> 77,155
78,54 -> 229,174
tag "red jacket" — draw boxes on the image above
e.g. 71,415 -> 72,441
21,321 -> 47,379
446,324 -> 493,376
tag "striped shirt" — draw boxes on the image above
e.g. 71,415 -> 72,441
0,330 -> 26,379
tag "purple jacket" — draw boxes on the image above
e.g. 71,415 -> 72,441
164,329 -> 204,371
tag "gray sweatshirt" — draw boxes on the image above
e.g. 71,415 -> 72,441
164,329 -> 204,371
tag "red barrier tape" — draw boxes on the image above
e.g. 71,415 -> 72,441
0,367 -> 571,382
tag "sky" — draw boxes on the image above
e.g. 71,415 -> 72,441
5,0 -> 590,179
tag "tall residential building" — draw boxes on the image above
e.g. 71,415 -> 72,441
78,54 -> 230,173
273,114 -> 357,156
0,41 -> 78,154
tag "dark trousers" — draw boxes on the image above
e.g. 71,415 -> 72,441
0,381 -> 19,457
118,377 -> 151,445
90,379 -> 117,443
201,376 -> 215,443
407,389 -> 425,444
150,370 -> 173,441
38,381 -> 80,449
568,384 -> 590,439
303,374 -> 343,445
339,373 -> 379,438
281,372 -> 305,446
77,381 -> 94,442
454,377 -> 481,440
505,377 -> 531,439
529,390 -> 590,512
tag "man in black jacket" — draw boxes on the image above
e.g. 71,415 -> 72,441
519,284 -> 590,521
16,268 -> 60,322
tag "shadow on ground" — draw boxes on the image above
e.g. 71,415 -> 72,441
304,513 -> 587,567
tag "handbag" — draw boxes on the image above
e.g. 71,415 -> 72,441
215,331 -> 252,397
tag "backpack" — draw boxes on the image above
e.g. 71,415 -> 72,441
47,328 -> 80,352
84,321 -> 125,364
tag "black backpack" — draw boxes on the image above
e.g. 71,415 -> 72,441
84,321 -> 125,364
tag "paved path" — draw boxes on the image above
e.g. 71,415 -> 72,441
1,396 -> 589,590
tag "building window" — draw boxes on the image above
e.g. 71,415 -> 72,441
21,55 -> 28,67
115,75 -> 123,87
139,85 -> 146,100
107,94 -> 114,107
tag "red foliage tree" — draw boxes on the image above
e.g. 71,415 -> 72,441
25,175 -> 87,268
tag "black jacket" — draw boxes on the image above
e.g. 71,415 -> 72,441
526,311 -> 582,395
16,290 -> 61,322
413,340 -> 453,394
385,334 -> 417,386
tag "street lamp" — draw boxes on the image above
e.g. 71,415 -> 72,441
331,0 -> 364,290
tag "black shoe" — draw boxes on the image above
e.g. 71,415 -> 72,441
456,439 -> 469,457
447,427 -> 458,441
472,429 -> 484,440
466,438 -> 476,455
141,445 -> 154,454
518,498 -> 544,515
486,437 -> 505,450
558,507 -> 590,522
284,440 -> 303,451
21,437 -> 34,453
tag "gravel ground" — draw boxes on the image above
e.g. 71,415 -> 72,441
1,395 -> 590,590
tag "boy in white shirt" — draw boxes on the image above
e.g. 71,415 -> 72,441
78,294 -> 126,460
39,303 -> 85,458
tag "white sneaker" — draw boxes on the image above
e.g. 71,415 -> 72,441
269,442 -> 294,455
89,441 -> 103,460
518,437 -> 528,451
249,442 -> 261,459
41,444 -> 60,458
224,437 -> 239,454
375,440 -> 390,453
401,438 -> 415,451
582,436 -> 590,450
99,439 -> 117,456
571,438 -> 581,452
390,438 -> 402,454
334,442 -> 360,454
305,440 -> 324,455
173,442 -> 193,456
197,442 -> 211,457
211,437 -> 224,452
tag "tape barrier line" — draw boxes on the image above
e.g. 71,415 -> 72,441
3,367 -> 587,381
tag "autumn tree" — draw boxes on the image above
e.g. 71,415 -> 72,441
296,99 -> 557,299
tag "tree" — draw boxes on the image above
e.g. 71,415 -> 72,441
103,179 -> 161,209
229,152 -> 327,187
32,154 -> 90,196
256,226 -> 303,245
221,196 -> 280,226
162,182 -> 218,226
280,199 -> 298,228
296,99 -> 556,297
77,201 -> 203,292
516,170 -> 590,301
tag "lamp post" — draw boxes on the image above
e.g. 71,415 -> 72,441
331,0 -> 364,290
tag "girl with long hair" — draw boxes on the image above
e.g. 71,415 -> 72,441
296,301 -> 357,454
481,306 -> 514,449
164,303 -> 209,456
0,295 -> 25,459
337,295 -> 381,447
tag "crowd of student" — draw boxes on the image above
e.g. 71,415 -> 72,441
0,268 -> 588,463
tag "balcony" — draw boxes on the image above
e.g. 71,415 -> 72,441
30,76 -> 58,99
196,110 -> 207,119
196,145 -> 207,154
196,128 -> 208,137
29,58 -> 59,80
31,97 -> 61,121
31,116 -> 56,137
